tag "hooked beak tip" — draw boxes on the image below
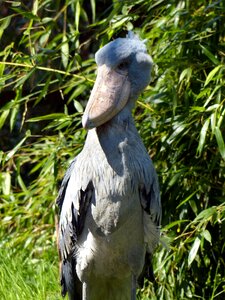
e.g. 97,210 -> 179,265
82,114 -> 95,130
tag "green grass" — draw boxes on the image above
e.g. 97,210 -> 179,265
0,249 -> 61,300
0,249 -> 154,300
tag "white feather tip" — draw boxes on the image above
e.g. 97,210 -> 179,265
126,31 -> 147,44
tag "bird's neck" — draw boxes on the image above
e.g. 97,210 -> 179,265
98,105 -> 136,134
84,105 -> 140,148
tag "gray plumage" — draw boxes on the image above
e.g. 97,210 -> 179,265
57,32 -> 161,300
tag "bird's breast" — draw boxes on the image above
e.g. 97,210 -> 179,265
86,143 -> 150,236
80,128 -> 153,234
75,128 -> 153,280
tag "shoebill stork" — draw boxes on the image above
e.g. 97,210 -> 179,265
56,32 -> 161,300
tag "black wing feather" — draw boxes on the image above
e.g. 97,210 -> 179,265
138,252 -> 155,287
139,173 -> 161,285
56,158 -> 77,213
56,158 -> 93,299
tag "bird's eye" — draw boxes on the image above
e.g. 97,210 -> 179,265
117,61 -> 129,72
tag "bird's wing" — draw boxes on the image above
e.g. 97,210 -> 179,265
56,157 -> 93,298
139,169 -> 161,284
56,158 -> 77,213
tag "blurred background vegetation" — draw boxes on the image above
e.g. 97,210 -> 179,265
0,0 -> 225,299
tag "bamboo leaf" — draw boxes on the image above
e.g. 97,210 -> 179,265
5,130 -> 31,161
61,34 -> 69,69
179,67 -> 192,83
164,219 -> 189,230
167,123 -> 189,144
34,76 -> 52,105
11,7 -> 39,20
41,17 -> 53,24
201,229 -> 212,244
176,191 -> 198,208
188,236 -> 201,267
10,105 -> 19,131
0,109 -> 10,129
73,100 -> 83,113
17,174 -> 28,193
190,106 -> 205,112
189,200 -> 198,215
27,113 -> 69,122
0,16 -> 12,40
90,0 -> 96,23
204,65 -> 223,87
210,111 -> 217,134
215,126 -> 225,160
11,1 -> 21,7
14,68 -> 36,89
0,151 -> 3,164
39,30 -> 51,47
75,1 -> 81,32
193,207 -> 217,222
68,84 -> 86,103
205,104 -> 219,112
197,118 -> 210,156
200,45 -> 220,65
32,0 -> 38,15
0,172 -> 11,195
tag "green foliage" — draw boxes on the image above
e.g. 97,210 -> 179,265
0,0 -> 225,299
0,249 -> 60,300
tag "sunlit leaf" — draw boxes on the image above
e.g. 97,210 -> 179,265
205,104 -> 220,112
200,44 -> 220,65
188,236 -> 201,267
75,1 -> 81,32
27,113 -> 70,123
10,105 -> 19,131
204,65 -> 223,87
0,150 -> 3,164
167,123 -> 189,144
201,229 -> 212,244
189,199 -> 198,215
39,30 -> 51,47
164,219 -> 189,230
61,34 -> 69,69
0,109 -> 10,129
179,67 -> 192,83
90,0 -> 96,23
73,100 -> 83,113
41,17 -> 53,24
197,118 -> 210,156
190,106 -> 205,112
0,172 -> 11,195
32,0 -> 38,15
0,16 -> 12,40
215,126 -> 225,160
11,1 -> 21,7
68,84 -> 87,103
193,207 -> 217,222
17,174 -> 28,193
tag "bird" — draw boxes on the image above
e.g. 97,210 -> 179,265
56,31 -> 161,300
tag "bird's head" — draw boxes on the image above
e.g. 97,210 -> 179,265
82,32 -> 153,129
